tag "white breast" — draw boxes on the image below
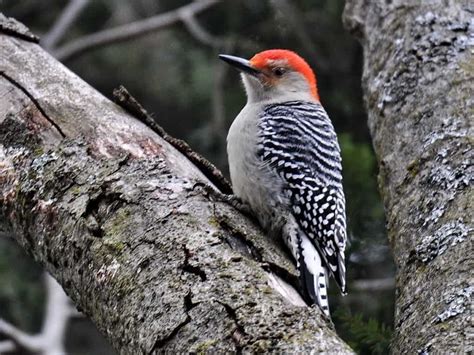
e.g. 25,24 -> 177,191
227,103 -> 287,231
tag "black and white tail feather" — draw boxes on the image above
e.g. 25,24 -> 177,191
296,230 -> 330,316
258,100 -> 347,317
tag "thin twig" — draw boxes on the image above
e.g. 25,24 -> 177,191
179,6 -> 224,48
113,85 -> 233,194
42,0 -> 90,51
0,273 -> 73,354
0,341 -> 16,353
54,0 -> 221,62
352,278 -> 395,291
0,318 -> 39,351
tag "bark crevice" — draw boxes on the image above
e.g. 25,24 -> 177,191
215,300 -> 247,353
181,244 -> 207,282
0,71 -> 66,138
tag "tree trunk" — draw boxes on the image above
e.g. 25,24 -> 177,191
343,1 -> 473,353
0,14 -> 353,354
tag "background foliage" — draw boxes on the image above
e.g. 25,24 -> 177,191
1,0 -> 394,353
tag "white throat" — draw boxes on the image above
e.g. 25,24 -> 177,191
241,72 -> 316,104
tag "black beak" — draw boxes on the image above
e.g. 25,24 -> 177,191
219,54 -> 261,76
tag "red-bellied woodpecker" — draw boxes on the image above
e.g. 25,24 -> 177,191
219,49 -> 347,317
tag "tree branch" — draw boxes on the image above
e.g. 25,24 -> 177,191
343,1 -> 473,353
112,85 -> 232,195
53,0 -> 221,62
179,5 -> 225,48
41,0 -> 90,51
0,341 -> 16,353
0,14 -> 353,353
0,274 -> 72,354
351,278 -> 395,292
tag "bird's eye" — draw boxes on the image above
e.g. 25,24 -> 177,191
272,67 -> 286,77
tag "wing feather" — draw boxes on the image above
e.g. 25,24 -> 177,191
258,101 -> 347,293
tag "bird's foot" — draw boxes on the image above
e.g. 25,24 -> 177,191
193,183 -> 253,216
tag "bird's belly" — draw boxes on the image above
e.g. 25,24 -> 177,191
227,113 -> 286,231
233,162 -> 285,231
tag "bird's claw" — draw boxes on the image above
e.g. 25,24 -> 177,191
192,182 -> 253,216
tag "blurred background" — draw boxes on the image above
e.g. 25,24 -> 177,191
0,0 -> 394,353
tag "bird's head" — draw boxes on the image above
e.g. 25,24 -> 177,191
219,49 -> 319,103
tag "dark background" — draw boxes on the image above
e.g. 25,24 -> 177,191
1,1 -> 394,353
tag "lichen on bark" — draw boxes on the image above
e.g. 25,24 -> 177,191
344,1 -> 473,353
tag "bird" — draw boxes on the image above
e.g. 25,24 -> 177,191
219,49 -> 347,317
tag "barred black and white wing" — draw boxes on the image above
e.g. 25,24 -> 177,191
257,101 -> 347,314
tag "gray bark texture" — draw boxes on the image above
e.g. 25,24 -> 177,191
343,1 -> 473,353
0,14 -> 354,354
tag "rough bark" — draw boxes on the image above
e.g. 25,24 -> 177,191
343,1 -> 473,353
0,14 -> 353,354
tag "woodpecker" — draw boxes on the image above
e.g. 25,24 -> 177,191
219,49 -> 347,317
